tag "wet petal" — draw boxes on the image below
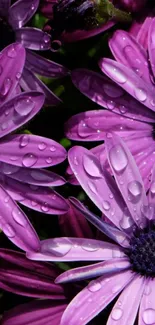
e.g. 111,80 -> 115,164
71,69 -> 155,123
0,0 -> 10,16
26,50 -> 69,78
109,30 -> 151,83
27,237 -> 125,262
0,91 -> 45,138
56,258 -> 130,283
1,176 -> 69,215
148,164 -> 155,206
99,58 -> 155,112
9,0 -> 39,29
21,67 -> 61,106
0,43 -> 25,106
139,278 -> 155,325
105,133 -> 148,227
60,270 -> 134,325
148,19 -> 155,80
68,146 -> 130,229
0,186 -> 40,252
0,134 -> 67,167
65,109 -> 152,141
137,17 -> 153,50
107,275 -> 146,325
15,27 -> 51,50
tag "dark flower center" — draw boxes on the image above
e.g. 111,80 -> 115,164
126,221 -> 155,277
0,17 -> 15,51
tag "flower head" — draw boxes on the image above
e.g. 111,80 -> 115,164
27,133 -> 155,325
0,0 -> 69,105
66,17 -> 155,189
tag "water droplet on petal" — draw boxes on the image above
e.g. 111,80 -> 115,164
20,135 -> 29,148
7,45 -> 17,58
112,284 -> 122,293
134,88 -> 147,102
83,154 -> 102,177
87,181 -> 98,194
102,200 -> 111,211
107,100 -> 115,110
104,64 -> 127,84
41,202 -> 50,212
41,238 -> 72,256
143,308 -> 155,324
22,153 -> 38,167
38,142 -> 47,151
109,144 -> 128,173
81,241 -> 99,251
50,146 -> 56,152
111,308 -> 123,320
2,224 -> 15,238
150,182 -> 155,196
14,97 -> 34,116
0,78 -> 12,96
12,208 -> 27,227
88,280 -> 102,292
120,209 -> 134,230
2,163 -> 19,175
144,285 -> 151,296
16,72 -> 21,80
119,105 -> 127,114
4,196 -> 10,203
128,181 -> 142,202
46,157 -> 53,164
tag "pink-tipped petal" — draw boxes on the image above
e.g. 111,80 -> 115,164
0,43 -> 25,106
27,237 -> 125,262
9,0 -> 39,29
107,275 -> 146,325
56,258 -> 130,283
0,186 -> 40,252
0,134 -> 67,167
60,270 -> 134,325
105,133 -> 148,227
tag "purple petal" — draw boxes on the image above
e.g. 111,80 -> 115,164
21,67 -> 61,106
11,85 -> 22,97
148,18 -> 155,80
0,163 -> 66,186
105,133 -> 148,227
139,278 -> 155,325
59,200 -> 94,238
109,30 -> 151,83
137,17 -> 153,50
15,28 -> 51,50
2,300 -> 67,325
71,69 -> 155,123
0,185 -> 40,252
0,249 -> 65,298
60,270 -> 134,325
68,146 -> 131,229
56,258 -> 130,283
65,109 -> 152,141
0,43 -> 25,106
0,91 -> 45,138
0,134 -> 67,167
9,0 -> 39,29
27,237 -> 125,262
70,197 -> 130,247
99,58 -> 155,112
148,165 -> 155,207
1,176 -> 69,214
26,50 -> 69,78
107,275 -> 146,325
0,0 -> 10,17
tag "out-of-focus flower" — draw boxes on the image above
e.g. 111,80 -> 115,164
65,19 -> 155,189
0,0 -> 69,105
40,0 -> 133,46
0,42 -> 69,216
27,133 -> 155,324
118,0 -> 147,12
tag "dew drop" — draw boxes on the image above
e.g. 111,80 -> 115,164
102,200 -> 111,211
4,196 -> 10,203
16,72 -> 21,80
7,45 -> 17,58
2,164 -> 19,175
41,202 -> 50,212
50,146 -> 56,152
46,157 -> 53,164
107,100 -> 115,110
2,224 -> 15,238
109,144 -> 128,173
38,142 -> 47,151
20,135 -> 29,148
104,64 -> 127,84
73,156 -> 78,166
144,285 -> 151,296
41,238 -> 72,256
14,97 -> 34,116
22,153 -> 38,167
127,181 -> 142,201
88,280 -> 102,292
0,78 -> 12,96
134,88 -> 147,102
150,182 -> 155,196
87,181 -> 98,194
112,284 -> 122,293
81,241 -> 99,251
31,201 -> 38,207
12,208 -> 27,227
143,308 -> 155,324
83,154 -> 102,177
111,308 -> 123,321
120,210 -> 134,230
119,105 -> 127,114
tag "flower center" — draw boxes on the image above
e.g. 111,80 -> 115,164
0,17 -> 15,51
126,221 -> 155,277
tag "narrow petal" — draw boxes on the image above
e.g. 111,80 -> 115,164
0,186 -> 40,252
70,197 -> 130,247
0,134 -> 67,167
2,300 -> 67,325
148,18 -> 155,80
105,133 -> 148,227
15,28 -> 51,50
109,30 -> 151,83
107,275 -> 146,325
68,146 -> 131,229
1,164 -> 66,186
59,200 -> 93,238
71,69 -> 155,123
0,0 -> 10,17
99,58 -> 155,112
137,17 -> 153,50
139,278 -> 155,325
27,237 -> 125,262
9,0 -> 39,29
0,91 -> 45,138
148,164 -> 155,206
65,109 -> 152,141
60,270 -> 134,325
1,176 -> 69,214
0,43 -> 25,106
20,67 -> 61,106
26,50 -> 69,78
56,258 -> 130,283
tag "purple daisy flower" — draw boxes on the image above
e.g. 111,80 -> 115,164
27,133 -> 155,325
0,0 -> 69,105
0,42 -> 69,216
66,18 -> 155,189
